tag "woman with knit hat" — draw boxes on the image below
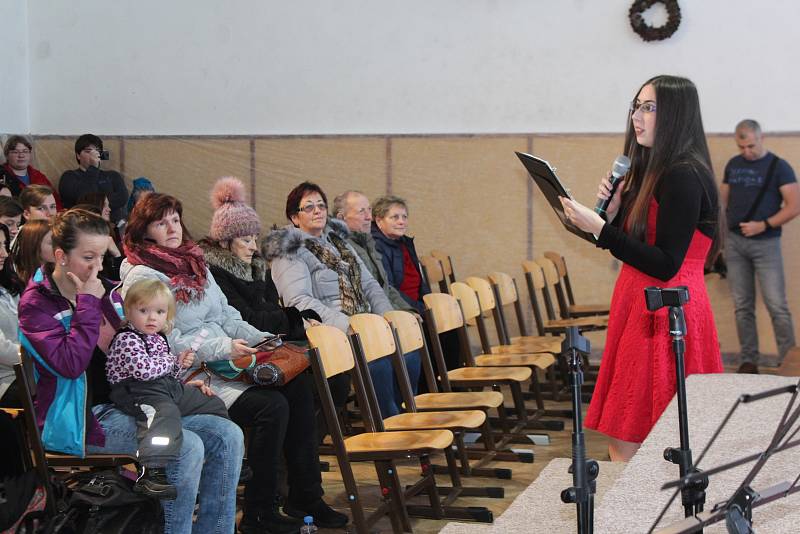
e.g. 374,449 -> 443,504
120,190 -> 347,533
200,177 -> 320,339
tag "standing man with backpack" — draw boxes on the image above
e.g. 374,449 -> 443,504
722,119 -> 800,374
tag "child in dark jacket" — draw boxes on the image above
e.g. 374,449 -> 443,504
106,278 -> 229,499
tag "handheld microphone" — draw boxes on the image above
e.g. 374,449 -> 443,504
594,155 -> 632,220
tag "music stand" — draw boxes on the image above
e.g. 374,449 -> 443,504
650,380 -> 800,534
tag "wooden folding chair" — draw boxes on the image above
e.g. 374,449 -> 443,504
306,324 -> 459,533
384,310 -> 531,470
544,251 -> 610,318
430,250 -> 457,285
419,255 -> 449,294
14,353 -> 137,514
423,292 -> 562,447
349,313 -> 502,512
536,257 -> 609,326
518,263 -> 607,335
450,281 -> 571,422
463,276 -> 562,355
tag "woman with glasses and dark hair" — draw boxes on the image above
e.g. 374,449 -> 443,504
560,75 -> 723,462
264,182 -> 407,418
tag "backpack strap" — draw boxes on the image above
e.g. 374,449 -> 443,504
741,155 -> 781,223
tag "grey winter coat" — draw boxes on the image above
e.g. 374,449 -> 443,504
346,231 -> 414,312
263,219 -> 393,332
119,260 -> 269,408
0,288 -> 20,400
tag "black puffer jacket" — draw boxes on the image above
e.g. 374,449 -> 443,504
199,239 -> 318,341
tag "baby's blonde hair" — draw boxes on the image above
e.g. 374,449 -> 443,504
123,279 -> 176,333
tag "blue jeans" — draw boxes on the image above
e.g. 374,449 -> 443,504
368,350 -> 421,418
88,404 -> 244,534
726,232 -> 796,364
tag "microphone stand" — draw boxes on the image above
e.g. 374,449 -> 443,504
644,287 -> 708,531
560,326 -> 599,534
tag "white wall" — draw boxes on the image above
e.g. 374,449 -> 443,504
17,0 -> 800,135
0,0 -> 29,133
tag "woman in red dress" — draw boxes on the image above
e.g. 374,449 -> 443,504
560,75 -> 723,461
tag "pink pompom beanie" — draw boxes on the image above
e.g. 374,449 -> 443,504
208,177 -> 262,242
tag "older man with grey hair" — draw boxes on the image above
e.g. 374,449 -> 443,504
333,190 -> 413,311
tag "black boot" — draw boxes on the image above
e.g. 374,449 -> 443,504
134,466 -> 176,500
239,502 -> 303,534
284,499 -> 348,529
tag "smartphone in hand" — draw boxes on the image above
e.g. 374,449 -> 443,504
251,334 -> 284,351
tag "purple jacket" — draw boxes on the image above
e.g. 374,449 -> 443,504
18,269 -> 124,447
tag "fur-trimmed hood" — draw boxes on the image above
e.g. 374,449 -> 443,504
198,238 -> 267,283
261,218 -> 350,261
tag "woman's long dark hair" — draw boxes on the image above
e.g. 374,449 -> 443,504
0,224 -> 23,296
621,75 -> 722,262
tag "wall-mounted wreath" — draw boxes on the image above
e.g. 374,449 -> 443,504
629,1 -> 681,42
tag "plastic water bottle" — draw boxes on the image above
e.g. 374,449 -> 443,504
299,515 -> 318,533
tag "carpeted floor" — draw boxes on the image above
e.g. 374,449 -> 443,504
439,458 -> 625,534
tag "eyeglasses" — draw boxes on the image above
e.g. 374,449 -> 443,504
297,202 -> 327,214
9,149 -> 31,156
630,101 -> 657,114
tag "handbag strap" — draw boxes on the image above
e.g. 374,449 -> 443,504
741,155 -> 781,223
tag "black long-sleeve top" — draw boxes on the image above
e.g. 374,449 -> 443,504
597,163 -> 718,281
58,166 -> 129,224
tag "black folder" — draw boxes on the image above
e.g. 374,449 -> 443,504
516,151 -> 598,245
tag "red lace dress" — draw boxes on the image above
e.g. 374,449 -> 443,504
584,197 -> 723,443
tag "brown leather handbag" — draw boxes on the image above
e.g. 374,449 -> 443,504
187,342 -> 309,387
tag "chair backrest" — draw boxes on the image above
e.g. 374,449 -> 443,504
306,324 -> 380,432
385,310 -> 442,395
522,260 -> 546,290
349,313 -> 396,363
520,260 -> 548,335
306,325 -> 356,378
384,310 -> 424,352
452,280 -> 497,353
449,282 -> 481,321
419,255 -> 449,293
423,293 -> 464,334
488,271 -> 519,305
536,257 -> 560,287
539,254 -> 573,317
544,250 -> 576,305
488,271 -> 531,339
464,277 -> 496,313
544,251 -> 567,278
535,257 -> 567,319
430,249 -> 453,277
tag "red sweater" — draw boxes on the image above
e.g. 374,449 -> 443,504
2,164 -> 63,209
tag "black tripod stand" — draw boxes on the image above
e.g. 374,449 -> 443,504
644,286 -> 708,531
560,326 -> 599,534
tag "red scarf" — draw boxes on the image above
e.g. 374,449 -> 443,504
124,241 -> 208,303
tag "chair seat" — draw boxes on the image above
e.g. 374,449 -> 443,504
414,391 -> 504,410
343,429 -> 454,455
383,410 -> 486,431
568,304 -> 610,316
475,353 -> 555,370
497,338 -> 563,354
545,316 -> 608,329
448,366 -> 531,383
